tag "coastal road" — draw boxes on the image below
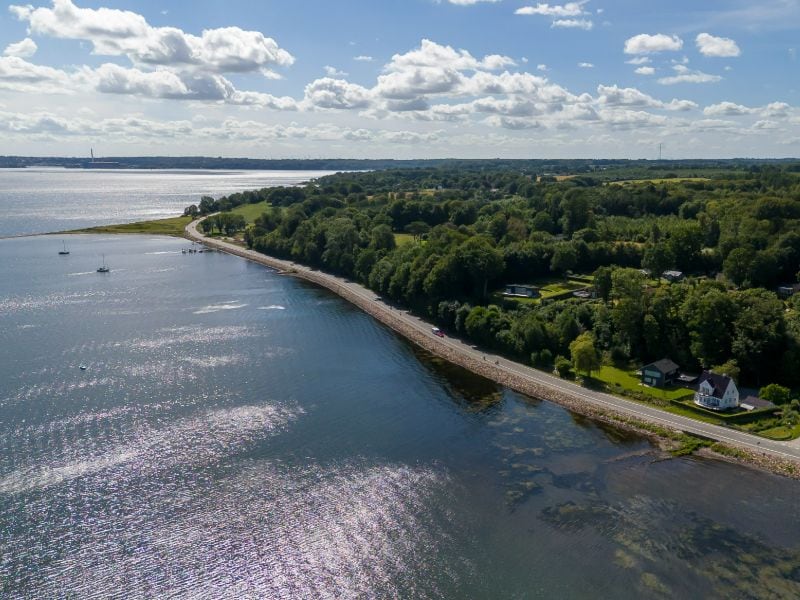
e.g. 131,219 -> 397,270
186,219 -> 800,466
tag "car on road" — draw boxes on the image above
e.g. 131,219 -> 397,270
431,327 -> 445,338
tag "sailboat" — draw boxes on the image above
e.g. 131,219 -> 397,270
58,241 -> 70,255
97,254 -> 110,273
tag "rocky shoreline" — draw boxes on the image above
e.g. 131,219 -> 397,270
187,226 -> 799,480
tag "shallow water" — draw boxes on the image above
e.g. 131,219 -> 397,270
0,167 -> 334,237
1,234 -> 799,598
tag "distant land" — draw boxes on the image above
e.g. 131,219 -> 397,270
1,155 -> 798,173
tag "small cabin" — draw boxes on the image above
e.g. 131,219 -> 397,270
503,284 -> 540,298
663,270 -> 684,282
694,371 -> 739,411
641,358 -> 680,388
777,283 -> 800,298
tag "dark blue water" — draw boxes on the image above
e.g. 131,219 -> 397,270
1,234 -> 800,598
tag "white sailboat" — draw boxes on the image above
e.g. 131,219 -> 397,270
97,254 -> 110,273
58,241 -> 70,255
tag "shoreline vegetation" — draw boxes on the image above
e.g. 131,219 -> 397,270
175,217 -> 800,479
67,215 -> 192,237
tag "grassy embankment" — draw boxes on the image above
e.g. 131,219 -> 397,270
69,215 -> 192,236
68,201 -> 272,238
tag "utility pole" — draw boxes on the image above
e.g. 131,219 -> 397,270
658,143 -> 663,161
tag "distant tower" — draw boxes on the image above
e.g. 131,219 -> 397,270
90,148 -> 95,163
658,143 -> 663,161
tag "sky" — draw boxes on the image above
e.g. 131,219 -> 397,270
0,0 -> 798,159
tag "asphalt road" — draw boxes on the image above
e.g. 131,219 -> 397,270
186,219 -> 800,465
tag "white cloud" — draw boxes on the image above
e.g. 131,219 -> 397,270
537,64 -> 548,71
664,99 -> 698,111
515,2 -> 593,29
703,101 -> 753,116
3,37 -> 37,58
658,65 -> 721,85
696,33 -> 741,58
597,84 -> 662,108
624,33 -> 683,55
324,65 -> 347,77
762,101 -> 791,118
552,18 -> 593,29
626,56 -> 651,65
578,62 -> 594,68
9,0 -> 294,75
354,55 -> 374,62
634,66 -> 655,75
0,55 -> 79,93
515,2 -> 587,17
303,77 -> 373,109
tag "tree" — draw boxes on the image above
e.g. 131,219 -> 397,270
550,243 -> 577,275
610,268 -> 646,354
723,246 -> 755,286
569,332 -> 601,377
198,196 -> 217,215
759,383 -> 791,405
593,266 -> 613,303
455,237 -> 505,299
404,221 -> 430,242
554,355 -> 572,378
183,204 -> 199,218
642,243 -> 674,279
710,359 -> 740,384
731,288 -> 786,382
369,224 -> 396,251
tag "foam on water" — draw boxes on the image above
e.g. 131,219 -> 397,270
258,304 -> 286,310
193,301 -> 249,314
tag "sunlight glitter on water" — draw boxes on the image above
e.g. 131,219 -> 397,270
0,402 -> 302,495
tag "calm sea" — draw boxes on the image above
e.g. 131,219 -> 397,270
0,167 -> 335,237
1,172 -> 799,598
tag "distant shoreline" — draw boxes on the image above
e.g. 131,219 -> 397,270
183,217 -> 800,479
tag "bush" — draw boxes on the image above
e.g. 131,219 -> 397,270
554,355 -> 572,378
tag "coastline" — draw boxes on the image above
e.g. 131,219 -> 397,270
184,218 -> 800,479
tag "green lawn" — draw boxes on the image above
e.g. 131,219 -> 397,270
594,365 -> 694,401
69,215 -> 192,236
230,201 -> 272,224
394,233 -> 417,246
758,424 -> 800,441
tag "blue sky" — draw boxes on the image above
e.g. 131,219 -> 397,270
0,0 -> 798,158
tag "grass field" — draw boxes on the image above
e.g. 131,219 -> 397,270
594,365 -> 695,401
394,233 -> 417,246
231,201 -> 272,224
69,215 -> 192,236
610,177 -> 711,186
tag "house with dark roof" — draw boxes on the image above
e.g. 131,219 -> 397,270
503,284 -> 539,298
640,358 -> 680,388
694,371 -> 739,411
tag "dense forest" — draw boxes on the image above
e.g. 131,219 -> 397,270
194,163 -> 800,397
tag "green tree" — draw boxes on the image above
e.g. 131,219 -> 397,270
554,355 -> 572,378
455,237 -> 505,299
569,332 -> 601,377
550,243 -> 577,275
642,243 -> 674,280
404,221 -> 430,242
369,224 -> 396,251
759,383 -> 791,405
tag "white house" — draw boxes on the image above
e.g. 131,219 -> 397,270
694,371 -> 739,411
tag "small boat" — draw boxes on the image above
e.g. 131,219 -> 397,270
79,364 -> 87,370
97,254 -> 110,273
58,241 -> 70,255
